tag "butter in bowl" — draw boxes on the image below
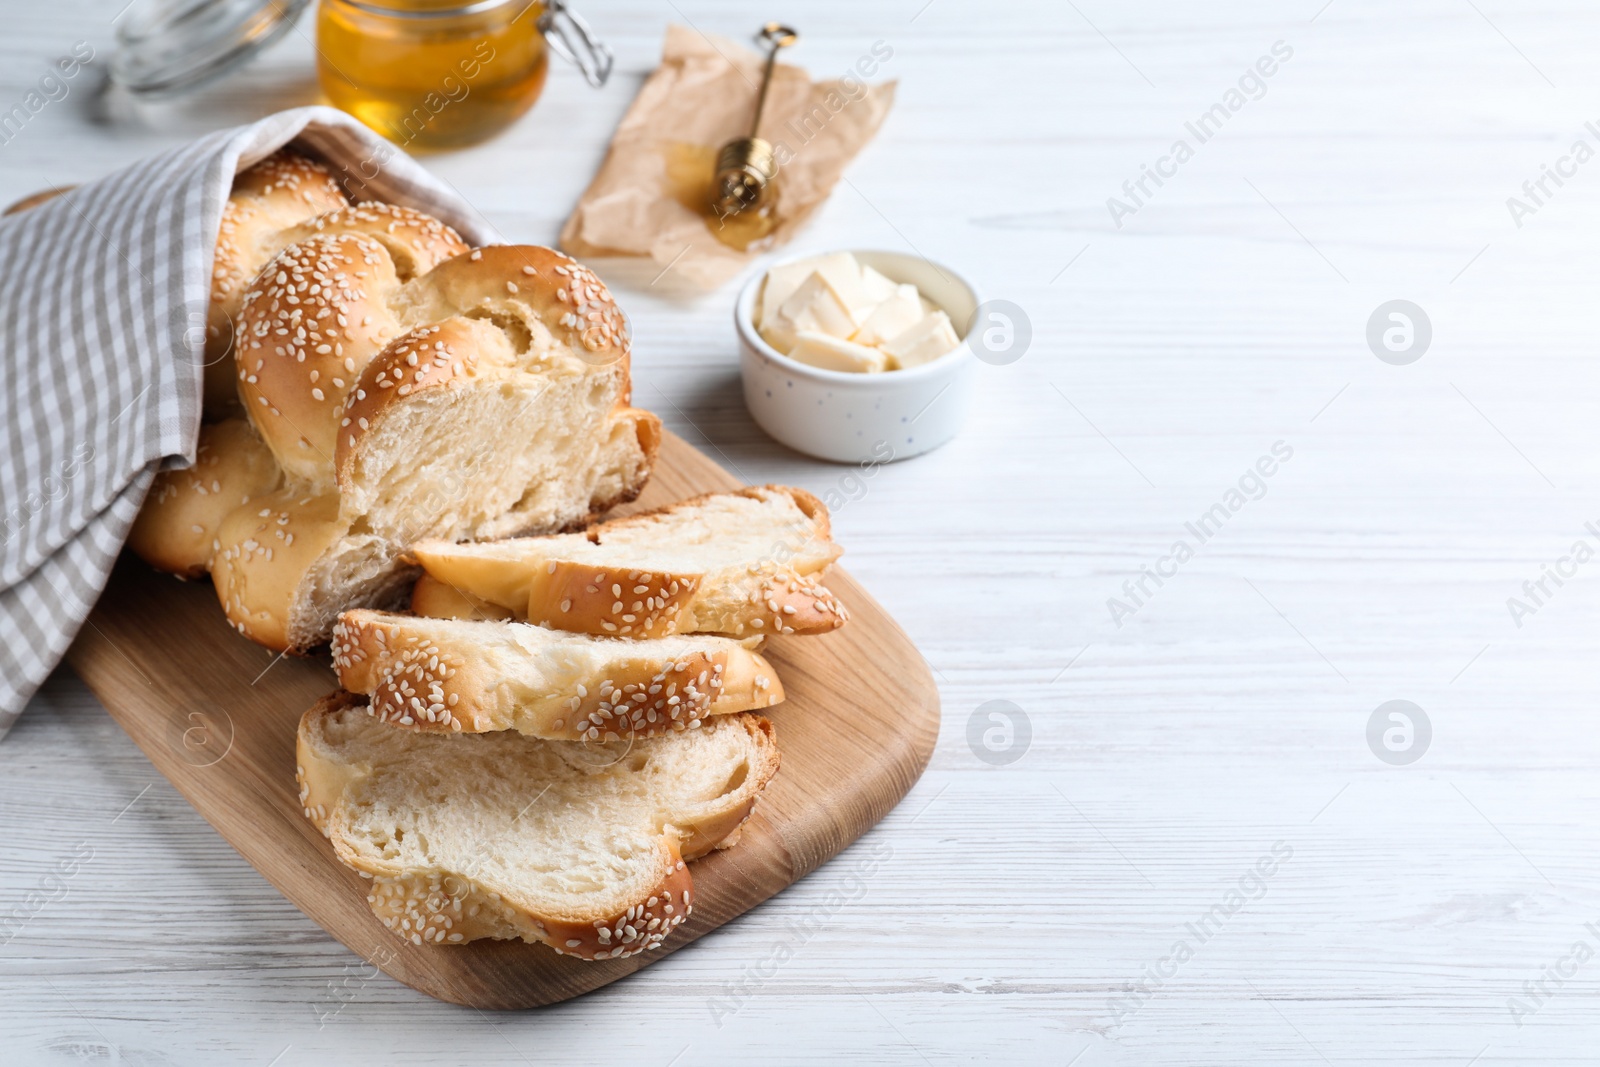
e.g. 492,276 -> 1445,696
755,251 -> 962,373
737,250 -> 979,463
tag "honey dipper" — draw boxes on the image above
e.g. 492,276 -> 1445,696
710,23 -> 799,219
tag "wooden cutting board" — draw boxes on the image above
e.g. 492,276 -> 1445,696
64,431 -> 940,1009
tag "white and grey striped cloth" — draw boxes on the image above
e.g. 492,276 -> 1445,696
0,106 -> 501,738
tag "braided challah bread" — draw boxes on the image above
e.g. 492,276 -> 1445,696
130,150 -> 661,652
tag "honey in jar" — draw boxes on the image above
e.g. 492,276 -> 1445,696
316,0 -> 552,150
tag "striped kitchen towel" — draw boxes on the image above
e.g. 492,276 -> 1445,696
0,106 -> 501,737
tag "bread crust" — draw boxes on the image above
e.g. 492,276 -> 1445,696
295,693 -> 780,959
329,609 -> 784,739
357,860 -> 697,956
408,244 -> 630,368
208,152 -> 349,416
211,487 -> 350,649
127,419 -> 282,577
235,232 -> 406,483
532,564 -> 702,638
275,201 -> 469,279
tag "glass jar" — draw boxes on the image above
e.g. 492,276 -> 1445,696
315,0 -> 611,150
108,0 -> 610,140
112,0 -> 315,99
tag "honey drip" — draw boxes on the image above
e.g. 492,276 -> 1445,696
664,142 -> 780,252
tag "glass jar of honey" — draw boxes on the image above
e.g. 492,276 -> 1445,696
315,0 -> 610,150
107,0 -> 608,141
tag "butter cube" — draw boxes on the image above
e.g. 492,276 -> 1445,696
760,271 -> 858,353
822,261 -> 878,322
853,283 -> 925,347
859,264 -> 899,304
883,310 -> 960,369
759,252 -> 862,327
788,330 -> 889,373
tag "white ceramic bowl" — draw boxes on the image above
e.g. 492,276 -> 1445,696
736,249 -> 980,464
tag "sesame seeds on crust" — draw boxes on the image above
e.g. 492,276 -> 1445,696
529,565 -> 701,639
234,150 -> 348,206
421,245 -> 631,363
291,202 -> 469,273
330,618 -> 468,731
734,568 -> 850,637
520,562 -> 848,638
210,151 -> 348,311
235,230 -> 404,480
125,418 -> 283,578
356,853 -> 694,958
550,859 -> 694,960
550,256 -> 629,357
364,872 -> 506,946
211,489 -> 346,651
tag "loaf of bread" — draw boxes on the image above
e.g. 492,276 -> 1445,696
129,151 -> 662,652
297,692 -> 779,958
407,486 -> 848,638
331,609 -> 783,739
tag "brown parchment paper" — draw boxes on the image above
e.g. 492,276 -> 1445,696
559,25 -> 896,289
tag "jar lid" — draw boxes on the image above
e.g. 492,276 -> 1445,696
111,0 -> 313,99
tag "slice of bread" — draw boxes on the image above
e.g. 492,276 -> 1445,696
297,692 -> 779,959
331,610 -> 784,739
407,486 -> 848,638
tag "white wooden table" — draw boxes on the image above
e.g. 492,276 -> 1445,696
6,0 -> 1600,1062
